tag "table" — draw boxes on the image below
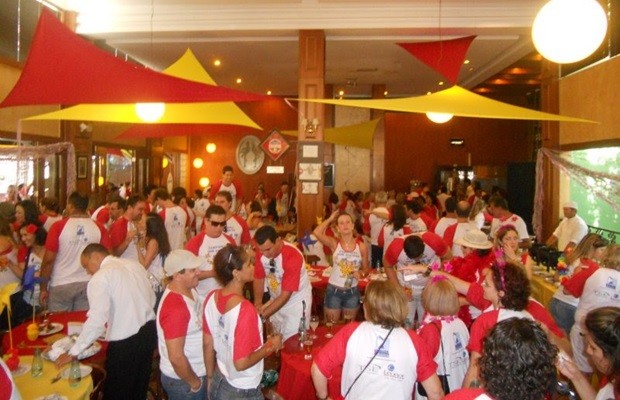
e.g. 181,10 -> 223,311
1,311 -> 108,366
276,325 -> 343,400
9,355 -> 93,400
530,273 -> 558,309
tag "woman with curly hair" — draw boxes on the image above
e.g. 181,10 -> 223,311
459,260 -> 569,387
446,318 -> 558,400
559,306 -> 620,400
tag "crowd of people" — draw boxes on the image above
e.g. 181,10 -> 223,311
0,171 -> 618,400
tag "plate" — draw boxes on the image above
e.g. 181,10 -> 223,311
39,322 -> 64,336
60,364 -> 92,379
11,363 -> 31,377
34,395 -> 68,400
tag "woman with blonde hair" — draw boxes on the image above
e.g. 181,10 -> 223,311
549,233 -> 608,335
311,280 -> 443,400
416,278 -> 470,398
314,210 -> 369,322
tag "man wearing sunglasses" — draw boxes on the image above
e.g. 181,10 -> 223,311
213,191 -> 252,246
185,205 -> 235,300
253,225 -> 312,341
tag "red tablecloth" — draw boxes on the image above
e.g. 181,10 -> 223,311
1,311 -> 108,365
276,325 -> 343,400
309,266 -> 371,316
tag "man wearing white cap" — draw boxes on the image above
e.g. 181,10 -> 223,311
157,249 -> 206,400
546,201 -> 588,252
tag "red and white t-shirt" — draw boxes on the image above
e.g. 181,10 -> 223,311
417,318 -> 470,392
109,216 -> 139,262
573,268 -> 620,331
490,214 -> 529,241
0,358 -> 21,400
434,216 -> 457,238
367,207 -> 389,246
314,321 -> 437,399
157,288 -> 205,379
443,221 -> 477,258
185,232 -> 236,298
91,205 -> 112,229
45,217 -> 110,286
203,291 -> 263,389
40,214 -> 63,232
407,217 -> 428,233
223,215 -> 251,246
384,232 -> 449,291
159,205 -> 189,250
254,242 -> 312,340
209,180 -> 244,212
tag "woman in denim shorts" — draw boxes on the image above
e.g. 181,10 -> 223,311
314,211 -> 369,323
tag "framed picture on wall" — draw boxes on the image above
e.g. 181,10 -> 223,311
77,156 -> 88,179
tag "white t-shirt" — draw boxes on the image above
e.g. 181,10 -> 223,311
553,215 -> 589,250
45,218 -> 109,287
159,206 -> 188,251
157,288 -> 205,379
573,268 -> 620,331
369,207 -> 389,246
407,217 -> 428,233
330,241 -> 363,288
434,216 -> 457,238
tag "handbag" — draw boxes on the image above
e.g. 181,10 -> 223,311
417,322 -> 451,397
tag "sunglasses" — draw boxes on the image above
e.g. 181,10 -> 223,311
269,259 -> 276,274
210,220 -> 227,228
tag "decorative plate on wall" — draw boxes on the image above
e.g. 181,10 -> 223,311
236,135 -> 265,175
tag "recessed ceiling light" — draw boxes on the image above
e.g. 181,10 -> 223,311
426,91 -> 432,95
338,90 -> 344,96
236,78 -> 242,84
463,59 -> 470,65
383,91 -> 388,96
438,81 -> 444,86
267,90 -> 272,95
213,59 -> 221,67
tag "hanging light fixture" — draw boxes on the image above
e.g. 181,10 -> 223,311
532,0 -> 607,64
162,157 -> 169,168
426,112 -> 453,124
135,102 -> 166,122
206,143 -> 217,153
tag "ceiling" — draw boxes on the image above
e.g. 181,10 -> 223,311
46,0 -> 547,98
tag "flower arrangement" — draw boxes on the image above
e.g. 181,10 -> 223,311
556,255 -> 569,283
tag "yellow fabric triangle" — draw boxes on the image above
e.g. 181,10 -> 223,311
282,118 -> 381,149
0,282 -> 18,315
292,85 -> 596,123
22,49 -> 261,129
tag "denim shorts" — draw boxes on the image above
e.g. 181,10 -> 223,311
324,284 -> 360,310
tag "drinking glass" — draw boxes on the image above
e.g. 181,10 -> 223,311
325,320 -> 334,338
309,315 -> 319,339
303,339 -> 314,360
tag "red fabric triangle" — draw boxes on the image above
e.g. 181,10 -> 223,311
397,36 -> 476,84
116,123 -> 261,139
0,9 -> 267,107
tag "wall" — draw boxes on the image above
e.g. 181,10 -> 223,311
189,98 -> 298,197
333,106 -> 371,195
384,112 -> 533,192
559,55 -> 620,146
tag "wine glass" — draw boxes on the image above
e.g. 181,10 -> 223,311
325,319 -> 334,338
303,339 -> 314,360
309,315 -> 319,339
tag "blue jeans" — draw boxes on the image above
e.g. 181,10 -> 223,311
324,284 -> 360,310
161,374 -> 206,400
209,368 -> 263,400
549,297 -> 576,335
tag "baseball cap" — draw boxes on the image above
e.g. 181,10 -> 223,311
163,249 -> 202,277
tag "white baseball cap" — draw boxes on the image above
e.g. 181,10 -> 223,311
163,249 -> 202,277
563,201 -> 578,210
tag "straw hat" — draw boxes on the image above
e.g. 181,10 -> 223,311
455,229 -> 493,250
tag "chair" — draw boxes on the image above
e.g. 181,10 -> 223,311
89,363 -> 107,400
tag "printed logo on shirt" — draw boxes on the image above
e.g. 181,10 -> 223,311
604,276 -> 617,290
72,224 -> 89,245
454,332 -> 464,351
375,335 -> 391,358
383,363 -> 405,381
